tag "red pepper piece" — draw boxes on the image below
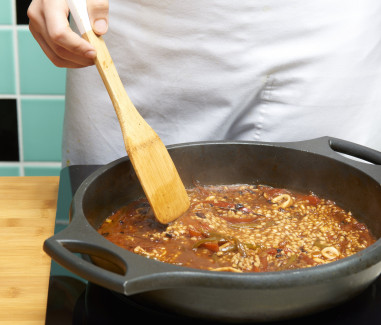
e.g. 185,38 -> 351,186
189,229 -> 203,237
299,253 -> 315,265
300,195 -> 321,206
265,188 -> 287,199
266,248 -> 278,255
201,241 -> 220,252
251,265 -> 261,272
259,255 -> 268,270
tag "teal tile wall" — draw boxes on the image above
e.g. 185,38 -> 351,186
0,0 -> 66,176
22,98 -> 65,161
0,166 -> 19,176
18,30 -> 66,94
0,0 -> 13,24
0,30 -> 15,94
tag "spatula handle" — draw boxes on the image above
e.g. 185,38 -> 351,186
67,0 -> 190,224
66,0 -> 143,135
66,0 -> 92,35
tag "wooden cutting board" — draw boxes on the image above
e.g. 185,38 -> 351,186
0,176 -> 58,324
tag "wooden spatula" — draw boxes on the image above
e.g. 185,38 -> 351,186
66,0 -> 190,224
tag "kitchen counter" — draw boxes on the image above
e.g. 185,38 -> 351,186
0,176 -> 59,324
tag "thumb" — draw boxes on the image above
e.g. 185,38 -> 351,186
87,0 -> 109,35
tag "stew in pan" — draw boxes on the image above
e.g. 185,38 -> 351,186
98,184 -> 376,272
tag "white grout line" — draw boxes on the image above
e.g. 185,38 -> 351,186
0,24 -> 28,30
0,94 -> 65,99
0,25 -> 15,30
0,161 -> 62,167
22,162 -> 62,167
0,94 -> 17,99
19,94 -> 66,99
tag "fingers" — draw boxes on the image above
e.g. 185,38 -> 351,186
87,0 -> 109,35
43,2 -> 96,64
27,0 -> 96,68
29,24 -> 86,68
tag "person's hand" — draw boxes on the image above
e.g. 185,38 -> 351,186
28,0 -> 109,68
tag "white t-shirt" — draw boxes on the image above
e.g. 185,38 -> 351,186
63,0 -> 381,166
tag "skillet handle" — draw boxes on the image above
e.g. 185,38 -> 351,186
327,137 -> 381,165
44,233 -> 128,294
44,221 -> 181,295
292,137 -> 381,183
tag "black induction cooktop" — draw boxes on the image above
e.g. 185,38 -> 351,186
45,165 -> 381,325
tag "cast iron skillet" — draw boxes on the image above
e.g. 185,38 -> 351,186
44,137 -> 381,323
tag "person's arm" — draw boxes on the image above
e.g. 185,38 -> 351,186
27,0 -> 109,68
